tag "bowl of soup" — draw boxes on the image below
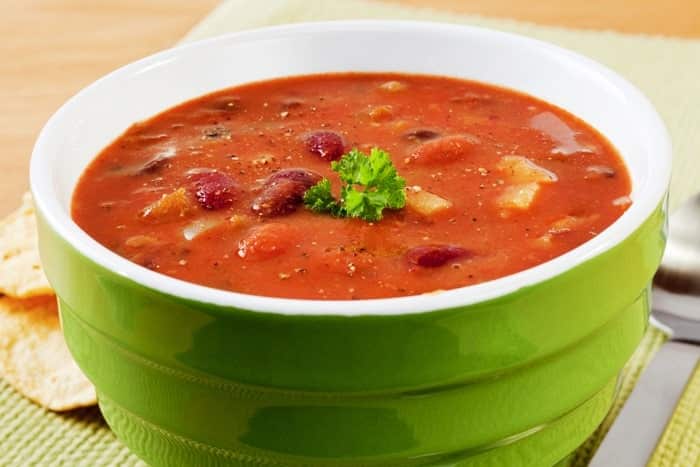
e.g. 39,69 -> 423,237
30,21 -> 670,467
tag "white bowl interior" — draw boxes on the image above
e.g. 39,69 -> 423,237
31,21 -> 671,315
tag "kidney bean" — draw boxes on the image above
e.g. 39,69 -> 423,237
251,168 -> 322,217
406,245 -> 471,268
189,172 -> 239,210
267,168 -> 322,186
304,131 -> 345,161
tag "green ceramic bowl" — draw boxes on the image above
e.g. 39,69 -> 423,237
30,22 -> 670,467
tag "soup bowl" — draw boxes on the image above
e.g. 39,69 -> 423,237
30,21 -> 670,467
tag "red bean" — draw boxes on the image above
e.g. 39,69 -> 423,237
251,168 -> 322,217
189,172 -> 239,210
267,168 -> 323,186
304,131 -> 345,161
406,245 -> 471,268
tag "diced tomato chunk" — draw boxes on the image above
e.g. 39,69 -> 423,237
237,223 -> 299,261
405,135 -> 478,165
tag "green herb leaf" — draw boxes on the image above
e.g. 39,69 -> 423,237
303,147 -> 406,222
303,178 -> 342,216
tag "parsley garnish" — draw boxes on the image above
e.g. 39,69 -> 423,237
303,147 -> 406,222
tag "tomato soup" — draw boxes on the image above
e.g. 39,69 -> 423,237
72,73 -> 631,300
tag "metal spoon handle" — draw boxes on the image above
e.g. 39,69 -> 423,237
589,342 -> 700,467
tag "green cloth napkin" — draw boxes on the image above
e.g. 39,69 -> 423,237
2,0 -> 699,465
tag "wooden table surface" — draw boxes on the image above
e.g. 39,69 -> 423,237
1,0 -> 698,217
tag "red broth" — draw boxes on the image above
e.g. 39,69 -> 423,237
72,73 -> 631,300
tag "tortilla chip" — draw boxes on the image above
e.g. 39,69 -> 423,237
0,193 -> 53,298
0,295 -> 96,411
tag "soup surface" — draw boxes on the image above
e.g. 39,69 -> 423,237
72,73 -> 631,300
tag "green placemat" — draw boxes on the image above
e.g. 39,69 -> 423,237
3,0 -> 700,465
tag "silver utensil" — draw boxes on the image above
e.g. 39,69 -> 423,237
589,194 -> 700,467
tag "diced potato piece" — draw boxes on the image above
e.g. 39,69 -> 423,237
406,188 -> 453,216
368,105 -> 393,122
496,183 -> 540,209
496,156 -> 557,184
140,188 -> 194,222
183,218 -> 220,241
379,80 -> 406,92
184,215 -> 250,241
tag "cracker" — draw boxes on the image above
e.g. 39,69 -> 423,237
0,295 -> 96,411
0,193 -> 53,298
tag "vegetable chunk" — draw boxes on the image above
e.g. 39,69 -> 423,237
405,188 -> 453,217
406,135 -> 478,166
237,223 -> 298,261
141,188 -> 194,222
496,183 -> 540,210
496,156 -> 557,184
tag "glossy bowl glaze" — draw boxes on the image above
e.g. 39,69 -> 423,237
30,21 -> 670,467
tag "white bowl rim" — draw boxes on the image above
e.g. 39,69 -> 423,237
30,20 -> 672,317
